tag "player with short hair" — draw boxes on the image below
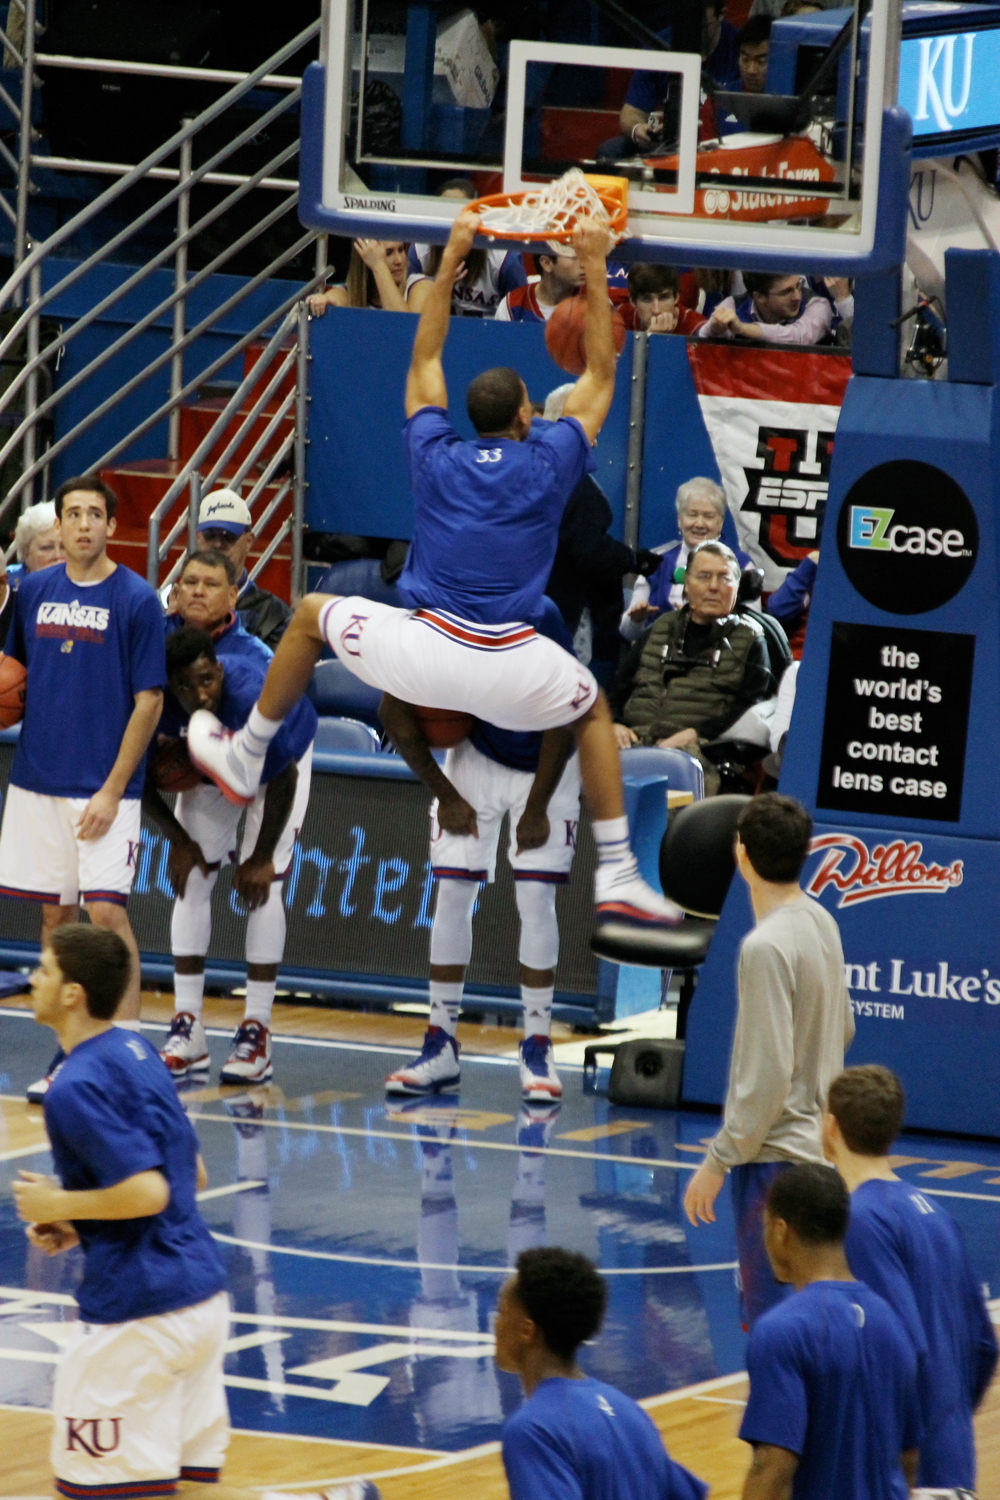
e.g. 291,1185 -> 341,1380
824,1064 -> 998,1491
740,1163 -> 921,1500
143,628 -> 316,1085
382,607 -> 580,1099
495,1247 -> 708,1500
0,474 -> 165,1101
684,793 -> 854,1329
189,211 -> 679,933
12,922 -> 230,1499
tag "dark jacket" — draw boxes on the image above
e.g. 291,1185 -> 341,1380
546,475 -> 637,639
236,577 -> 290,650
611,604 -> 772,743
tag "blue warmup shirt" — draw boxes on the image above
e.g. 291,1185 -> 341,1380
160,656 -> 316,781
10,562 -> 165,799
846,1178 -> 999,1489
741,1280 -> 921,1500
469,599 -> 575,773
43,1028 -> 226,1324
502,1375 -> 708,1500
398,407 -> 595,626
165,610 -> 272,666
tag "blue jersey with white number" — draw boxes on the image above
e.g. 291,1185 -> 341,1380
502,1376 -> 708,1500
846,1179 -> 998,1489
741,1280 -> 921,1500
44,1028 -> 226,1323
398,406 -> 595,626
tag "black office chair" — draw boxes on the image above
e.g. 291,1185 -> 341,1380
590,793 -> 749,1040
701,611 -> 792,792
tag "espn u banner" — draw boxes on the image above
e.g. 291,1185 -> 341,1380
686,342 -> 852,592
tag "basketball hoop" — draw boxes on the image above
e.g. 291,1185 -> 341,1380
469,169 -> 629,245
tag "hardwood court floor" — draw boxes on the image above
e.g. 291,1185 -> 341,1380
2,995 -> 1000,1498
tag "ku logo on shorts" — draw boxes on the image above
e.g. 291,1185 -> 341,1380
339,613 -> 370,657
65,1417 -> 122,1456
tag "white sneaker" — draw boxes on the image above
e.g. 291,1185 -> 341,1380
594,864 -> 683,927
187,710 -> 261,806
26,1049 -> 66,1104
219,1020 -> 273,1085
519,1036 -> 563,1102
160,1012 -> 210,1079
385,1028 -> 460,1095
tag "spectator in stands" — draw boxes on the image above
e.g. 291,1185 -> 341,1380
619,265 -> 706,335
540,384 -> 662,687
600,0 -> 741,160
700,270 -> 851,345
15,501 -> 65,574
751,0 -> 839,17
494,245 -> 584,322
192,489 -> 290,649
406,179 -> 526,317
610,540 -> 772,793
766,549 -> 818,658
166,550 -> 271,666
714,17 -> 772,136
307,238 -> 419,314
620,477 -> 750,642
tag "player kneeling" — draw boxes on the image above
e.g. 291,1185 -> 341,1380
144,628 -> 315,1086
384,701 -> 579,1102
12,925 -> 230,1498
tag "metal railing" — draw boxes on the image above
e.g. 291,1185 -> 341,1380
0,12 -> 328,600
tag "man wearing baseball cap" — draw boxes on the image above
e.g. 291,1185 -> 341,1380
195,489 -> 290,650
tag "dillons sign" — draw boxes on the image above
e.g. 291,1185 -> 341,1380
805,832 -> 964,907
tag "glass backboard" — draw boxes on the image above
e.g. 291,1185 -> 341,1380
303,0 -> 905,272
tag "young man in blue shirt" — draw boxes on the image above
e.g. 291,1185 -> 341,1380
189,211 -> 679,934
144,628 -> 316,1086
12,923 -> 230,1499
825,1065 -> 998,1492
740,1163 -> 921,1500
495,1247 -> 708,1500
0,475 -> 165,1101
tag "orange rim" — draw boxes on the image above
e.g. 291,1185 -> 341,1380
469,174 -> 629,243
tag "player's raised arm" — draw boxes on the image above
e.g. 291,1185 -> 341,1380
405,208 -> 480,417
561,219 -> 617,443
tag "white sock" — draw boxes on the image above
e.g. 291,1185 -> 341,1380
592,815 -> 639,882
173,971 -> 205,1019
429,981 -> 463,1036
522,984 -> 554,1039
113,1019 -> 142,1032
242,705 -> 282,759
244,979 -> 276,1027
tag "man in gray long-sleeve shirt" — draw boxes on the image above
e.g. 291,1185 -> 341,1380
683,794 -> 854,1329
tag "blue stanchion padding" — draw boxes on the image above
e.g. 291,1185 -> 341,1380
305,307 -> 632,540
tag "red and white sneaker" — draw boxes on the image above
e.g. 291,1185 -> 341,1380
159,1012 -> 210,1079
220,1020 -> 273,1085
594,865 -> 683,928
519,1036 -> 563,1102
26,1048 -> 66,1104
385,1027 -> 460,1095
187,709 -> 262,807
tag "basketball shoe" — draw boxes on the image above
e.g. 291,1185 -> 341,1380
220,1020 -> 273,1085
518,1035 -> 563,1102
385,1027 -> 460,1095
187,710 -> 264,805
159,1012 -> 210,1079
26,1048 -> 66,1104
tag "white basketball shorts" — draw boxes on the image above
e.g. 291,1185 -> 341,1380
431,739 -> 581,884
0,786 -> 142,907
319,596 -> 598,732
51,1289 -> 230,1497
175,743 -> 313,878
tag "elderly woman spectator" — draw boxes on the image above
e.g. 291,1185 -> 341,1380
14,500 -> 64,573
611,540 -> 773,794
620,477 -> 750,641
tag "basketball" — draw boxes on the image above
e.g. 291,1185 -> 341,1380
149,735 -> 203,793
414,705 -> 474,748
0,653 -> 26,728
545,295 -> 627,376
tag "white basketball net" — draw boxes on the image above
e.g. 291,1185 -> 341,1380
478,168 -> 616,241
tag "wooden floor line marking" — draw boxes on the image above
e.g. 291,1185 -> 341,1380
211,1230 -> 738,1277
